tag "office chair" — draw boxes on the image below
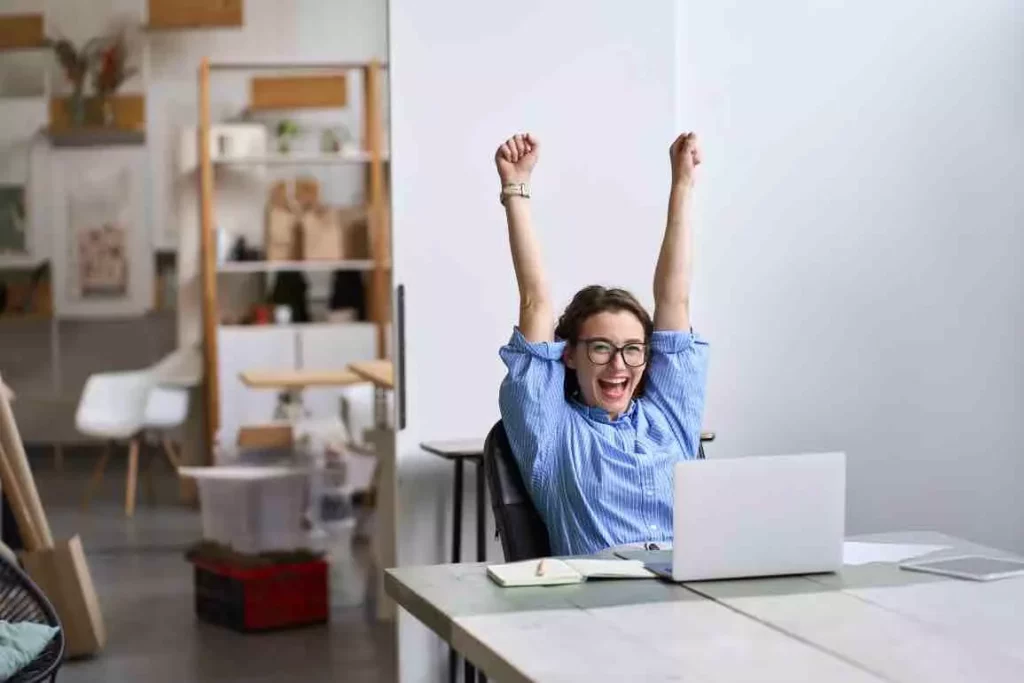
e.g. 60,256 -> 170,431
483,421 -> 716,562
483,421 -> 552,562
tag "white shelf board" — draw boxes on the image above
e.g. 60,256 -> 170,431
0,254 -> 45,269
217,259 -> 375,273
218,321 -> 372,330
213,150 -> 388,166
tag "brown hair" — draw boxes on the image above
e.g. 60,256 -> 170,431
554,285 -> 654,401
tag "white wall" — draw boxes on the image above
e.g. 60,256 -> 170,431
680,0 -> 1024,552
388,1 -> 678,680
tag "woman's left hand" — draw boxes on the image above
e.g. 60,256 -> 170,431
669,132 -> 701,189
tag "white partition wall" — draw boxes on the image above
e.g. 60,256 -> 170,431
388,1 -> 679,679
677,1 -> 1024,553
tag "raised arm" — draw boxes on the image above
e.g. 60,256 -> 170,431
496,133 -> 553,342
653,132 -> 702,331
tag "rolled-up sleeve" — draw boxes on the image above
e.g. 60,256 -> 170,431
642,329 -> 710,458
498,328 -> 568,490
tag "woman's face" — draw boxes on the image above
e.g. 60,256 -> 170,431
563,310 -> 647,419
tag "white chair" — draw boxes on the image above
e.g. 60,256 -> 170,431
76,370 -> 152,517
76,346 -> 201,517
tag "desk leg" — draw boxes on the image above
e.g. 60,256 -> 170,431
475,465 -> 489,683
449,459 -> 465,683
475,459 -> 486,563
452,460 -> 464,562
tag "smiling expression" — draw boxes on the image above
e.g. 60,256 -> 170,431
563,310 -> 648,419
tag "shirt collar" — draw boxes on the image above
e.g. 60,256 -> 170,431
571,396 -> 637,424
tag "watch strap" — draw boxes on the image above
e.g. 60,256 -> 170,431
499,183 -> 530,204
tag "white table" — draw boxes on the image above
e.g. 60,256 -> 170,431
385,532 -> 1024,682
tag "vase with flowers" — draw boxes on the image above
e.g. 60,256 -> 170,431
48,37 -> 99,126
92,30 -> 136,127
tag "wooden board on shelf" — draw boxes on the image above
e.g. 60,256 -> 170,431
48,95 -> 146,133
217,259 -> 375,274
239,368 -> 367,390
348,360 -> 393,391
237,423 -> 292,450
147,0 -> 243,29
249,74 -> 347,111
0,14 -> 44,51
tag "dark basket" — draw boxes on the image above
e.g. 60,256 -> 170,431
192,558 -> 329,633
0,556 -> 64,683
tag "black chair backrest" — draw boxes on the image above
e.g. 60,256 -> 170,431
483,421 -> 552,562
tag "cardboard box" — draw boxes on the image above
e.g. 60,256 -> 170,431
300,208 -> 343,261
266,206 -> 298,261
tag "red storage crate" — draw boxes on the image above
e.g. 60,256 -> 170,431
191,557 -> 329,632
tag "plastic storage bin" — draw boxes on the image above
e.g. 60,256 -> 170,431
180,466 -> 312,555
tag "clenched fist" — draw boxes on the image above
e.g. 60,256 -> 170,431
495,133 -> 539,185
669,132 -> 701,188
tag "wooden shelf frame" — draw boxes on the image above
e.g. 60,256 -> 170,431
197,58 -> 391,457
0,14 -> 45,52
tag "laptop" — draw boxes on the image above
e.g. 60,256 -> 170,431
617,452 -> 845,581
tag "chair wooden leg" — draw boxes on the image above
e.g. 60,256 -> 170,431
125,438 -> 139,517
143,442 -> 157,505
161,437 -> 181,468
83,442 -> 112,510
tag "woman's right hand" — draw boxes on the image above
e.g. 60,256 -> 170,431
495,133 -> 539,185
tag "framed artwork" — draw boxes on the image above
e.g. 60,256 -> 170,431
0,185 -> 26,255
50,149 -> 152,318
77,224 -> 128,297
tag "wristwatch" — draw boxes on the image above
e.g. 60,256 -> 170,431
499,182 -> 530,205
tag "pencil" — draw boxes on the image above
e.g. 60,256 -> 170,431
535,558 -> 546,576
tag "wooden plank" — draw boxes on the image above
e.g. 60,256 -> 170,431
239,368 -> 366,389
237,424 -> 293,449
48,95 -> 146,132
348,359 -> 393,390
0,14 -> 44,51
0,438 -> 43,551
147,0 -> 242,29
198,59 -> 219,462
0,372 -> 53,548
249,74 -> 347,110
363,61 -> 390,358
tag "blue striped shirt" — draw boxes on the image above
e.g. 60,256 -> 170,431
498,327 -> 710,556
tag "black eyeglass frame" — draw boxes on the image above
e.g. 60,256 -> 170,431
577,337 -> 649,368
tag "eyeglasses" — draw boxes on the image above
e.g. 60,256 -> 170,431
579,338 -> 648,368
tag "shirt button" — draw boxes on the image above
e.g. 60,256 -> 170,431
649,525 -> 658,531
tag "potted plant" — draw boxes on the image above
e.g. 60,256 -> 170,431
91,30 -> 136,126
276,119 -> 300,154
48,37 -> 99,126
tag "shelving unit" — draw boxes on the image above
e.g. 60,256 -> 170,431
197,59 -> 390,455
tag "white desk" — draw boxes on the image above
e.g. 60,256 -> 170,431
385,532 -> 1024,682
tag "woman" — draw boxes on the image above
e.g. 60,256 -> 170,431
496,131 -> 710,556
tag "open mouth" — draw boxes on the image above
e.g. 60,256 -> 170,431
597,378 -> 629,402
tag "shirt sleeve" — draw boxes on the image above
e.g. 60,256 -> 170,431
642,329 -> 710,459
498,327 -> 569,490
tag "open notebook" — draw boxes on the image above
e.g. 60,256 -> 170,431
487,558 -> 656,587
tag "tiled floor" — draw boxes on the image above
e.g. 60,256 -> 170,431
26,447 -> 397,682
